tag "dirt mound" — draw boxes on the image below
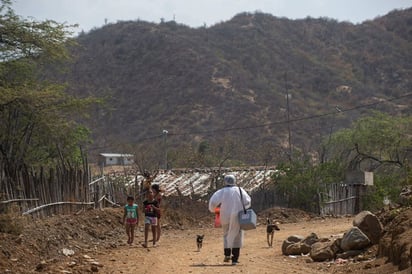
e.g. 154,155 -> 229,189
325,206 -> 412,273
0,207 -> 125,273
161,196 -> 212,229
162,198 -> 315,228
259,206 -> 316,224
0,198 -> 215,273
377,207 -> 412,271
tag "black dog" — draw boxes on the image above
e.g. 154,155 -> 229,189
266,218 -> 280,247
196,235 -> 204,251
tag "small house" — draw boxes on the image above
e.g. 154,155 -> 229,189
98,153 -> 134,167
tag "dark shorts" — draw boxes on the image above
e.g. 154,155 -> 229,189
126,218 -> 137,225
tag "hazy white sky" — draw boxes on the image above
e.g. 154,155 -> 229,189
13,0 -> 412,34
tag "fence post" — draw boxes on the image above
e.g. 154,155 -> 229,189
95,184 -> 99,209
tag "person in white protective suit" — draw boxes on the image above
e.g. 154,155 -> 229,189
208,174 -> 251,265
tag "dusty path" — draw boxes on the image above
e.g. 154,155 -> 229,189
83,217 -> 355,274
2,207 -> 410,273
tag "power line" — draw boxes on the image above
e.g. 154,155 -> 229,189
87,92 -> 412,150
167,92 -> 412,137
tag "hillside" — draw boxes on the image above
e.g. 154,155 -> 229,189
58,9 -> 412,165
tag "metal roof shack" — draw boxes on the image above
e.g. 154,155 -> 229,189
98,153 -> 134,167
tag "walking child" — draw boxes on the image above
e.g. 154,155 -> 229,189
122,196 -> 139,245
151,184 -> 163,242
141,189 -> 159,248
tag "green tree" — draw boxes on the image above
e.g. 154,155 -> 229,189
273,159 -> 343,213
0,0 -> 97,178
326,111 -> 412,208
326,111 -> 411,170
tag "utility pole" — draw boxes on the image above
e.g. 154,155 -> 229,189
284,72 -> 292,162
162,129 -> 168,170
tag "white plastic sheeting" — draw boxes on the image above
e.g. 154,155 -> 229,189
151,168 -> 275,196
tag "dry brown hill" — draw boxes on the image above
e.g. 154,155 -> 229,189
56,9 -> 412,164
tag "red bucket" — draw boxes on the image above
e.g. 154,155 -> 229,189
214,207 -> 221,228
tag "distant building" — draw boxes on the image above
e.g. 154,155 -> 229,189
98,153 -> 134,166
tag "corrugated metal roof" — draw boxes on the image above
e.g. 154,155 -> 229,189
122,167 -> 277,196
100,153 -> 134,157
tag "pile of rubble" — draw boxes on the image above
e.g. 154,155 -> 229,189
281,208 -> 412,271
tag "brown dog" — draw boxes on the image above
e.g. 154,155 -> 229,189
266,218 -> 280,247
196,235 -> 204,251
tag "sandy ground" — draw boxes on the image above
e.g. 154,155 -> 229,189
74,216 -> 411,274
58,216 -> 397,274
2,206 -> 410,274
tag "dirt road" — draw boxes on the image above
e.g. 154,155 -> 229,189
76,217 -> 356,274
2,206 -> 410,274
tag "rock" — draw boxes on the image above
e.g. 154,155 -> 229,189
281,235 -> 304,255
15,235 -> 23,244
341,227 -> 370,251
285,243 -> 303,255
310,241 -> 335,262
336,249 -> 363,259
353,211 -> 383,244
302,233 -> 319,246
287,235 -> 304,243
62,248 -> 75,256
399,185 -> 412,205
318,237 -> 330,242
91,265 -> 99,272
300,243 -> 312,255
35,260 -> 47,271
284,242 -> 312,256
91,261 -> 103,267
3,250 -> 11,259
330,238 -> 343,255
67,261 -> 77,267
282,234 -> 319,255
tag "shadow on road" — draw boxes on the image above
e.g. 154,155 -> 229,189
190,263 -> 235,267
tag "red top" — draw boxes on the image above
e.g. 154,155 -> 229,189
154,193 -> 162,218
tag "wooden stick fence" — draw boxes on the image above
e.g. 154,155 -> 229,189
2,167 -> 369,217
320,183 -> 367,215
22,201 -> 94,215
0,165 -> 129,217
0,161 -> 101,216
0,198 -> 39,204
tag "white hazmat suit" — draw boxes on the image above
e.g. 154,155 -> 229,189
208,174 -> 251,264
